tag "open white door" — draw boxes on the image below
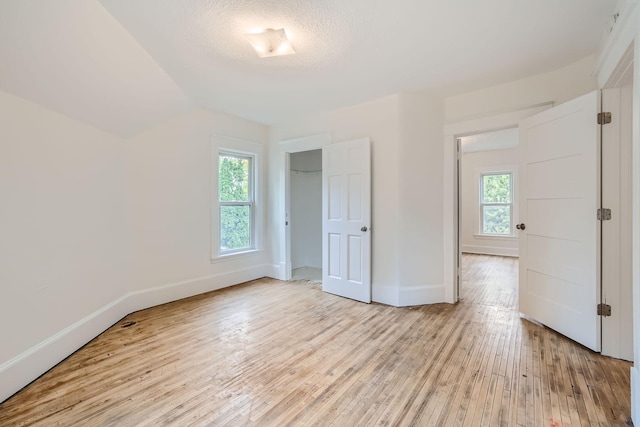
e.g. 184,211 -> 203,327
518,90 -> 601,352
322,138 -> 371,303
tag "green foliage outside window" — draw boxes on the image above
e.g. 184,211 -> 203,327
219,154 -> 252,251
482,174 -> 511,235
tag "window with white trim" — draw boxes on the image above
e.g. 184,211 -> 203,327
479,172 -> 513,235
218,151 -> 255,254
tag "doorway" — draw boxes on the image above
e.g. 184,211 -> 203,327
279,135 -> 372,302
447,91 -> 633,360
289,149 -> 323,282
457,128 -> 520,305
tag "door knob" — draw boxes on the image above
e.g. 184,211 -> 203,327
361,226 -> 368,232
516,223 -> 526,230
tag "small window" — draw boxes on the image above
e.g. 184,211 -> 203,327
480,173 -> 513,235
218,152 -> 254,254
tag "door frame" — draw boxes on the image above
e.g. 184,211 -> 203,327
591,0 -> 639,418
277,134 -> 331,280
600,46 -> 635,361
443,103 -> 553,303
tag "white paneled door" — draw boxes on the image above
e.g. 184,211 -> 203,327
518,91 -> 601,351
322,138 -> 372,303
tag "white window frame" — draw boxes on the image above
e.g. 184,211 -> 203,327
478,170 -> 515,237
211,135 -> 263,263
218,150 -> 255,255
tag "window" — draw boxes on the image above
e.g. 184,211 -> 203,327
480,172 -> 513,235
218,151 -> 254,254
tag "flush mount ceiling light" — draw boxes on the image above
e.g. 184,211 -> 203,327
245,28 -> 296,58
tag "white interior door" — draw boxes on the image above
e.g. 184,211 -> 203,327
518,90 -> 601,352
322,138 -> 371,303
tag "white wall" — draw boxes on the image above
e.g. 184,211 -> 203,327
460,148 -> 519,257
443,55 -> 600,302
396,92 -> 446,305
124,109 -> 270,298
269,95 -> 402,304
0,98 -> 270,402
0,90 -> 132,401
270,92 -> 447,306
290,150 -> 322,270
445,55 -> 599,122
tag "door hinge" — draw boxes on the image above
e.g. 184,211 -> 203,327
597,112 -> 612,125
597,208 -> 612,221
597,303 -> 612,317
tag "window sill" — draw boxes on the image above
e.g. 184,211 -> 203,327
473,234 -> 518,240
211,249 -> 263,264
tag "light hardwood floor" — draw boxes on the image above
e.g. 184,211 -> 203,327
0,254 -> 633,426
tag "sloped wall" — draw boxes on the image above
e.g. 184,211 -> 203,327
0,90 -> 132,401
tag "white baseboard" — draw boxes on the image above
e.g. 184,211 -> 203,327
372,284 -> 399,306
443,276 -> 456,304
461,244 -> 519,257
0,264 -> 270,403
266,264 -> 282,279
398,284 -> 446,306
373,283 -> 447,307
0,294 -> 131,404
126,264 -> 270,313
632,366 -> 639,425
271,261 -> 288,281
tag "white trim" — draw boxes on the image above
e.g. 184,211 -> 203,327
216,150 -> 256,256
0,264 -> 270,403
478,170 -> 515,236
473,164 -> 518,237
593,0 -> 639,88
279,133 -> 331,151
371,283 -> 446,307
372,284 -> 400,306
633,367 -> 640,423
126,264 -> 270,312
604,43 -> 635,90
269,263 -> 283,279
462,246 -> 519,258
278,134 -> 331,282
272,261 -> 289,281
472,234 -> 517,240
443,104 -> 551,304
397,284 -> 446,306
587,10 -> 640,414
210,249 -> 264,264
0,294 -> 131,404
211,135 -> 264,263
631,28 -> 640,426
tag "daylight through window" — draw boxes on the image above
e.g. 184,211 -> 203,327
480,173 -> 512,235
219,152 -> 254,254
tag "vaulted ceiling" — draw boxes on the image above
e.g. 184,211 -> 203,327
0,0 -> 618,136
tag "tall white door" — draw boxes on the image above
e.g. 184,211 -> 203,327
518,91 -> 601,352
322,138 -> 371,303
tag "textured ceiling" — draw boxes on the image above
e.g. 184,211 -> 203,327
0,0 -> 618,134
100,0 -> 617,124
460,128 -> 519,153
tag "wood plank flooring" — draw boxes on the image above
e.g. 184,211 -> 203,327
0,254 -> 633,426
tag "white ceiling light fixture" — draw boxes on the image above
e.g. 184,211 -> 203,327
245,28 -> 296,58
